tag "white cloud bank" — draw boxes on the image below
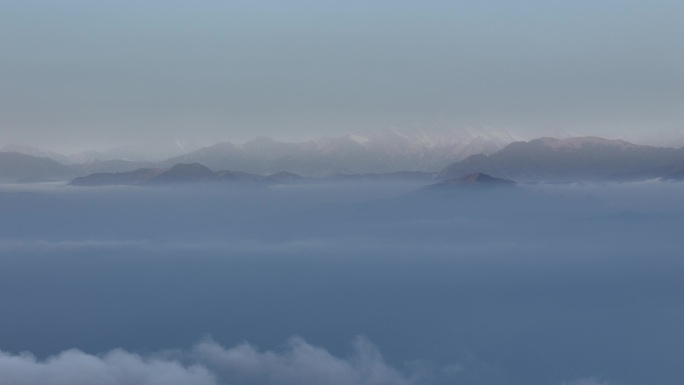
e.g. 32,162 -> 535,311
0,337 -> 416,385
0,349 -> 214,385
0,336 -> 614,385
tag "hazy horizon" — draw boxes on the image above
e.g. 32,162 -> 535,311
2,127 -> 683,157
2,1 -> 683,152
2,2 -> 684,384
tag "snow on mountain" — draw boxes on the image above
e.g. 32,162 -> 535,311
2,129 -> 520,177
164,128 -> 518,176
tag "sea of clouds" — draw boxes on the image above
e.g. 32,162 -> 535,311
0,337 -> 415,385
1,180 -> 683,385
0,336 -> 613,385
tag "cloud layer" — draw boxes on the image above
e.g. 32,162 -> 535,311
0,337 -> 418,385
0,337 -> 613,385
1,181 -> 681,384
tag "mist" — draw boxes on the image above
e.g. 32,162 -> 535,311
1,180 -> 683,385
2,1 -> 684,151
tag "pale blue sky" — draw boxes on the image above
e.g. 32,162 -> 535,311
1,1 -> 683,151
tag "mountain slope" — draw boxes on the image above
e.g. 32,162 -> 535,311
411,173 -> 518,199
70,163 -> 277,186
0,152 -> 76,182
437,137 -> 684,182
70,168 -> 164,186
164,129 -> 515,176
427,173 -> 516,189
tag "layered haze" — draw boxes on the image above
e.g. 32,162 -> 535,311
2,1 -> 684,384
1,1 -> 683,151
1,180 -> 683,385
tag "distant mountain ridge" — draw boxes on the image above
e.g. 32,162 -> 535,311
4,135 -> 684,184
70,163 -> 437,187
412,173 -> 517,197
3,129 -> 514,177
2,140 -> 205,164
70,163 -> 282,186
0,152 -> 76,182
438,137 -> 684,182
429,173 -> 516,188
163,128 -> 516,176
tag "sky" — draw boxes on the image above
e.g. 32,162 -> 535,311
1,1 -> 683,152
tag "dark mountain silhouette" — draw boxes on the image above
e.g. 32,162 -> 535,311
426,173 -> 516,189
389,173 -> 520,206
72,159 -> 157,175
0,152 -> 76,182
437,137 -> 684,182
70,165 -> 440,187
410,173 -> 518,199
360,172 -> 525,219
70,168 -> 164,186
70,163 -> 277,186
10,136 -> 684,185
149,163 -> 216,184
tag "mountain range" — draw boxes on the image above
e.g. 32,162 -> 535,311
161,128 -> 514,176
70,163 -> 281,187
1,139 -> 205,164
438,137 -> 684,182
70,164 -> 437,187
2,128 -> 514,178
3,134 -> 684,184
0,152 -> 77,183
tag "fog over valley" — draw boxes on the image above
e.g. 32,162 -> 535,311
2,1 -> 683,383
1,178 -> 683,385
